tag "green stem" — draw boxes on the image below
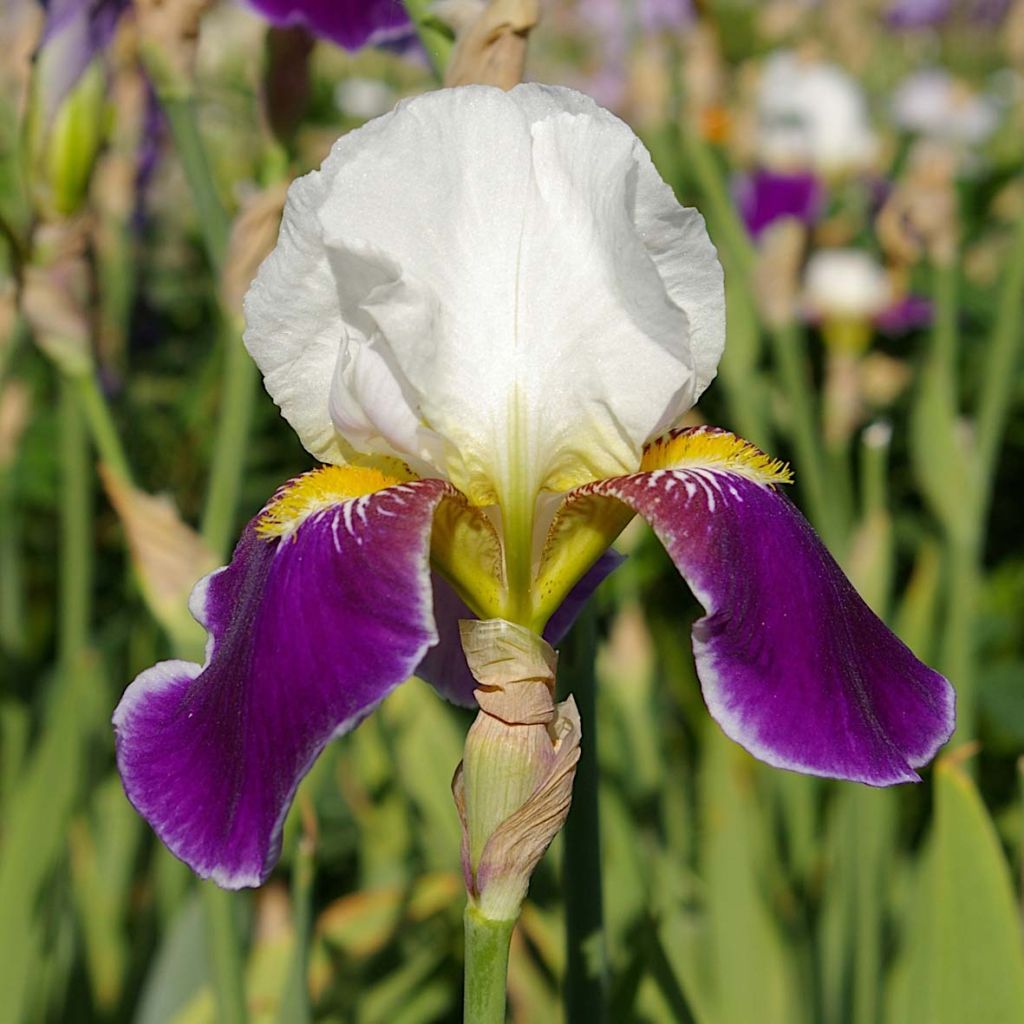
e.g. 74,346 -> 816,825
276,836 -> 314,1024
73,371 -> 132,483
676,121 -> 835,547
561,607 -> 608,1024
202,883 -> 248,1024
974,199 -> 1024,521
401,0 -> 454,79
464,906 -> 514,1024
200,324 -> 258,559
160,96 -> 230,271
676,124 -> 755,280
768,322 -> 838,550
0,467 -> 25,655
58,377 -> 92,670
944,540 -> 979,745
157,84 -> 251,1024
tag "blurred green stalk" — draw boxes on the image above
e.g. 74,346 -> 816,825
59,376 -> 92,670
275,832 -> 314,1024
561,606 -> 608,1023
464,908 -> 514,1024
151,73 -> 253,1024
200,322 -> 259,560
401,0 -> 455,79
74,371 -> 132,482
161,97 -> 230,271
676,123 -> 836,549
975,200 -> 1024,504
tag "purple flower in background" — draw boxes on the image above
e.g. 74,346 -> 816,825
246,0 -> 412,50
875,294 -> 934,334
113,86 -> 954,889
637,0 -> 695,34
734,168 -> 824,239
36,0 -> 129,121
35,0 -> 412,118
885,0 -> 953,27
885,0 -> 1012,26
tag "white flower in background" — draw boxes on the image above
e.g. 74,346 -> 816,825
891,69 -> 999,145
756,51 -> 879,174
334,77 -> 398,120
803,249 -> 892,321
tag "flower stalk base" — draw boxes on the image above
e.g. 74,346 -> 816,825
464,906 -> 515,1024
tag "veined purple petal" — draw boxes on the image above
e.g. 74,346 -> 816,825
417,550 -> 624,707
734,168 -> 823,239
37,0 -> 128,122
244,0 -> 412,51
579,431 -> 954,785
113,477 -> 452,888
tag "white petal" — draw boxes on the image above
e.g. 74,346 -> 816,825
244,84 -> 724,507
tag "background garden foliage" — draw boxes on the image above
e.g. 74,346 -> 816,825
1,0 -> 1023,1021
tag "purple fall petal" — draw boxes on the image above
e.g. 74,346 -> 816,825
581,463 -> 954,785
416,551 -> 624,707
734,168 -> 823,239
113,478 -> 451,888
244,0 -> 412,51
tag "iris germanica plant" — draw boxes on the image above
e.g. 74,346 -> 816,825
113,84 -> 955,890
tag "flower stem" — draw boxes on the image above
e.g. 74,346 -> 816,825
974,193 -> 1024,520
463,906 -> 514,1024
58,376 -> 92,670
200,323 -> 258,559
561,606 -> 608,1023
157,86 -> 251,1022
73,371 -> 132,483
767,322 -> 838,551
202,882 -> 248,1024
401,0 -> 454,79
160,96 -> 230,271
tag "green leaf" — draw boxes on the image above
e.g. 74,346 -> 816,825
888,757 -> 1024,1024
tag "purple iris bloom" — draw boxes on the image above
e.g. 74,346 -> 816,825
246,0 -> 412,51
734,168 -> 824,239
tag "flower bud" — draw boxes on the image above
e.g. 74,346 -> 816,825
452,619 -> 580,922
28,60 -> 107,219
441,0 -> 539,90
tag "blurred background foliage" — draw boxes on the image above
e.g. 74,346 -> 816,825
1,0 -> 1023,1021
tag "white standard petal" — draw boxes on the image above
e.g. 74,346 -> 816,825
244,84 -> 724,511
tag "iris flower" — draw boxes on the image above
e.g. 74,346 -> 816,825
113,86 -> 954,889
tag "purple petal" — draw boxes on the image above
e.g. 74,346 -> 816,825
37,0 -> 128,122
734,168 -> 824,239
416,551 -> 624,707
244,0 -> 412,51
113,478 -> 451,888
582,448 -> 954,785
